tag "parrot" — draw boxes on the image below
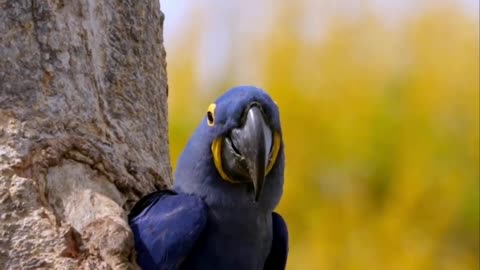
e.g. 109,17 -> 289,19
129,86 -> 288,270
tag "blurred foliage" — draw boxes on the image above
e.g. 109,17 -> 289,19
166,2 -> 479,270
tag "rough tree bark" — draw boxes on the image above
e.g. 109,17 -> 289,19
0,1 -> 170,269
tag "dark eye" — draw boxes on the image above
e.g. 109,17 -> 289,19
207,111 -> 214,125
207,103 -> 216,126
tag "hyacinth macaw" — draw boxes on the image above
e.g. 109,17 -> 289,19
129,86 -> 288,270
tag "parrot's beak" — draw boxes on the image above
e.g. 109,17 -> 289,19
221,105 -> 272,202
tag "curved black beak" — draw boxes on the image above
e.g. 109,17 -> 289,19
222,105 -> 272,202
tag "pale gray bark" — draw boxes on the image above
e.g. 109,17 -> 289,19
0,0 -> 170,269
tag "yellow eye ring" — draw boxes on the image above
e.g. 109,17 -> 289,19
207,103 -> 216,126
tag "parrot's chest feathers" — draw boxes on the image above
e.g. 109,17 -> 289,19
198,206 -> 273,269
210,205 -> 272,236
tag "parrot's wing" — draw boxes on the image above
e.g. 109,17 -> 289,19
129,190 -> 208,270
264,212 -> 289,270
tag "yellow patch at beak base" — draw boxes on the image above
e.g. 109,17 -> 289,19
266,132 -> 281,174
211,138 -> 234,182
211,132 -> 282,182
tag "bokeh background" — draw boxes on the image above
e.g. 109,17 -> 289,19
161,1 -> 479,269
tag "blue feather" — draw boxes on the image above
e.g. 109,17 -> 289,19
130,86 -> 288,270
264,212 -> 289,270
129,191 -> 208,270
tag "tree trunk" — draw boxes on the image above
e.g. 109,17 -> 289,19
0,1 -> 170,269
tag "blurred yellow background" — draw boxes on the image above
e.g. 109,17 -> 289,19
162,1 -> 479,269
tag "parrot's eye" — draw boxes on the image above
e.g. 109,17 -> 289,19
207,103 -> 216,126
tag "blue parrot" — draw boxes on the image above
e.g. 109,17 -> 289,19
129,86 -> 288,270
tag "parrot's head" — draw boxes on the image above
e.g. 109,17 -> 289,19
174,86 -> 284,211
